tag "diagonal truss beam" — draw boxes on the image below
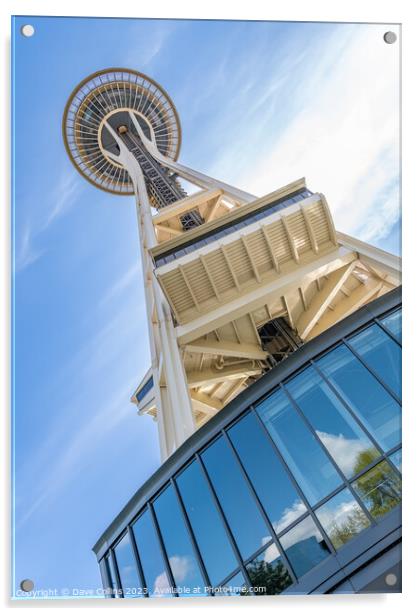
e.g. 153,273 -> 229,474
306,277 -> 384,341
296,261 -> 357,339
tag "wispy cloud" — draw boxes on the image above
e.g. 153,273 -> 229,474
15,379 -> 137,530
41,171 -> 81,231
14,169 -> 82,273
98,262 -> 141,308
15,283 -> 151,529
14,222 -> 45,272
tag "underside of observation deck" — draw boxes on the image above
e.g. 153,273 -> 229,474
132,178 -> 401,429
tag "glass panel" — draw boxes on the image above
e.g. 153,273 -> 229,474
214,571 -> 248,596
176,460 -> 238,586
114,533 -> 141,599
315,488 -> 370,549
246,543 -> 292,595
352,461 -> 401,520
153,485 -> 206,596
316,345 -> 401,451
380,309 -> 402,342
280,516 -> 330,578
99,558 -> 113,598
201,436 -> 271,560
285,366 -> 380,478
256,388 -> 342,505
228,412 -> 307,534
390,448 -> 402,472
348,324 -> 401,399
106,553 -> 120,598
132,510 -> 172,598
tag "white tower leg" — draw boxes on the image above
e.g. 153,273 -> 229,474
105,122 -> 196,460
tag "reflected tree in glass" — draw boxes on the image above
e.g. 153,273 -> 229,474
246,543 -> 292,595
389,448 -> 402,472
315,488 -> 370,549
352,460 -> 401,520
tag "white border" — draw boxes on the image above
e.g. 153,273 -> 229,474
1,1 -> 417,614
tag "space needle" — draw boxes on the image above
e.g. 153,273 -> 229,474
63,68 -> 401,462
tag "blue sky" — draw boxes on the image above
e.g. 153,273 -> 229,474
12,16 -> 400,598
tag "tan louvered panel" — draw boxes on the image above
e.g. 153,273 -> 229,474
263,221 -> 293,263
285,211 -> 311,254
181,260 -> 216,304
245,230 -> 272,272
306,202 -> 333,245
223,243 -> 254,285
160,270 -> 196,313
203,250 -> 236,293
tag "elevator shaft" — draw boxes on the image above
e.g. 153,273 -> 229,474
119,130 -> 204,230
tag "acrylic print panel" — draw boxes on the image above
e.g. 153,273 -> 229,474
11,16 -> 401,600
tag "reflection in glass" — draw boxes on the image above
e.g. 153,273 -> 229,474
348,324 -> 401,399
228,412 -> 307,533
256,389 -> 341,505
280,516 -> 330,578
153,485 -> 206,596
285,367 -> 380,478
132,509 -> 172,597
380,309 -> 402,342
214,571 -> 248,596
315,488 -> 370,549
106,553 -> 120,598
114,533 -> 141,598
390,449 -> 402,472
352,461 -> 401,521
316,345 -> 401,451
176,460 -> 237,585
246,543 -> 292,595
201,436 -> 271,560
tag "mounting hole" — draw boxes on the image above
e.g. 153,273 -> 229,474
385,573 -> 398,586
20,579 -> 34,592
383,31 -> 397,44
21,24 -> 35,37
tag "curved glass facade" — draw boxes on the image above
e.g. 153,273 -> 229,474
96,295 -> 402,598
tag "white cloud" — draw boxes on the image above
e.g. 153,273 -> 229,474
211,25 -> 400,245
271,500 -> 308,536
153,570 -> 171,596
316,430 -> 370,477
